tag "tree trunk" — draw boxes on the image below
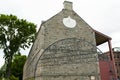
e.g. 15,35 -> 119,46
5,56 -> 12,78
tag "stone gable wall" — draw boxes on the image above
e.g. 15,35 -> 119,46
23,8 -> 100,80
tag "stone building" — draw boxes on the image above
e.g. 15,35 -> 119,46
23,1 -> 115,80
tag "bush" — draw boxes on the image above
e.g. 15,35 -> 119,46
9,75 -> 19,80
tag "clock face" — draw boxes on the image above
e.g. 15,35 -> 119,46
63,16 -> 76,28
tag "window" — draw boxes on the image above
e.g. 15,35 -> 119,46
115,62 -> 117,66
117,69 -> 119,73
117,55 -> 119,58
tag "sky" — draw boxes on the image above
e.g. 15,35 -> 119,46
0,0 -> 120,67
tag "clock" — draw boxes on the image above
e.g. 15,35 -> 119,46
63,16 -> 76,28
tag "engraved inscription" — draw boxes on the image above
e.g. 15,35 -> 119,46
40,38 -> 97,65
35,38 -> 99,77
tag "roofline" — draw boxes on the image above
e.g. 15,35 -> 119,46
93,29 -> 112,40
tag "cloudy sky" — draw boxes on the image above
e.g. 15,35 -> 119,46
0,0 -> 120,67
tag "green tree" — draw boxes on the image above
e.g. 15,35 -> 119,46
11,54 -> 27,80
0,64 -> 6,78
0,14 -> 36,78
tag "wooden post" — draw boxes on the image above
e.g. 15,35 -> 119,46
108,40 -> 117,80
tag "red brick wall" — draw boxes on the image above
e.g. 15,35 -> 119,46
99,60 -> 116,80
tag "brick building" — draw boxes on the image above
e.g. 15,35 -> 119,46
104,47 -> 120,80
99,53 -> 116,80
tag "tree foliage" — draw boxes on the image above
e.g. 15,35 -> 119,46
0,14 -> 36,78
0,54 -> 27,80
0,64 -> 6,78
11,54 -> 27,80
